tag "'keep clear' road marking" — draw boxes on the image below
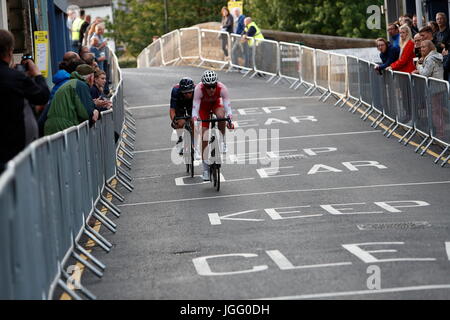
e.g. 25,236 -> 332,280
192,242 -> 441,277
117,180 -> 450,207
207,201 -> 430,225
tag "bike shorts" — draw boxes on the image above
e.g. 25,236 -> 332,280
199,101 -> 224,128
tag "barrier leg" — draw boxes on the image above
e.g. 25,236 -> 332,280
403,130 -> 416,146
99,195 -> 121,218
383,121 -> 395,135
338,97 -> 349,108
435,146 -> 449,164
420,138 -> 434,156
85,223 -> 112,247
71,251 -> 103,278
441,153 -> 450,167
60,264 -> 97,300
116,174 -> 134,192
93,209 -> 117,233
414,136 -> 429,153
118,166 -> 133,181
370,112 -> 382,127
334,96 -> 344,107
119,145 -> 134,160
361,106 -> 374,120
75,243 -> 106,271
117,155 -> 132,170
83,227 -> 112,252
385,123 -> 399,138
289,80 -> 299,89
350,101 -> 362,113
57,279 -> 83,300
105,183 -> 125,202
122,137 -> 135,151
373,115 -> 385,129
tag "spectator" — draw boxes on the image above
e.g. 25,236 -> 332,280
414,33 -> 422,60
242,17 -> 264,69
435,12 -> 450,53
428,21 -> 439,37
374,38 -> 400,71
403,17 -> 417,36
87,17 -> 103,45
230,7 -> 246,71
0,29 -> 50,173
91,23 -> 110,94
81,52 -> 96,67
419,25 -> 438,50
388,23 -> 400,48
220,6 -> 233,57
89,36 -> 106,70
37,57 -> 85,136
71,8 -> 86,52
398,16 -> 406,26
79,45 -> 90,56
442,47 -> 450,80
388,25 -> 416,73
413,40 -> 444,79
152,36 -> 159,43
79,11 -> 91,48
412,15 -> 420,34
90,70 -> 112,111
44,64 -> 99,135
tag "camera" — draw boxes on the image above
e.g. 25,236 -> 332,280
20,54 -> 33,71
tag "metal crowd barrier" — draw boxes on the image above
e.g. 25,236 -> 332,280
179,27 -> 201,63
276,42 -> 301,88
136,27 -> 450,166
198,29 -> 230,70
0,45 -> 136,300
161,30 -> 181,66
251,38 -> 280,82
228,33 -> 254,76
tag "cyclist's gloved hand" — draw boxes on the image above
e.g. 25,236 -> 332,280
193,116 -> 199,123
226,115 -> 234,129
171,119 -> 178,129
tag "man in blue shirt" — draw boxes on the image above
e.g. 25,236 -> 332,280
230,7 -> 246,71
388,23 -> 400,48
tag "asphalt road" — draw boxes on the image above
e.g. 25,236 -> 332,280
83,66 -> 450,300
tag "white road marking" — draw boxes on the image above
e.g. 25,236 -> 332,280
266,250 -> 352,270
128,96 -> 317,110
255,284 -> 450,300
134,130 -> 381,154
117,180 -> 450,207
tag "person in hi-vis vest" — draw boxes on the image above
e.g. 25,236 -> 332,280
71,13 -> 85,52
241,17 -> 264,69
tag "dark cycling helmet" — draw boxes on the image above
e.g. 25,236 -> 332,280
201,70 -> 218,86
179,77 -> 195,93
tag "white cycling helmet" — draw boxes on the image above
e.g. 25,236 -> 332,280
201,70 -> 218,86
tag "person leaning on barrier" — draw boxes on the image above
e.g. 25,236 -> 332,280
44,64 -> 99,136
374,38 -> 400,72
241,17 -> 264,69
220,6 -> 233,57
387,25 -> 416,73
0,29 -> 50,173
90,69 -> 112,111
413,40 -> 444,80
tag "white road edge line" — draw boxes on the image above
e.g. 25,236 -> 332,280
117,180 -> 450,207
128,96 -> 317,110
255,284 -> 450,300
134,130 -> 381,154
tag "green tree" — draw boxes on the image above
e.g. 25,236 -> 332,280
244,0 -> 385,39
107,0 -> 226,57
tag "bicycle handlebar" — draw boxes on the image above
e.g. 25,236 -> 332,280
174,116 -> 192,121
197,117 -> 232,123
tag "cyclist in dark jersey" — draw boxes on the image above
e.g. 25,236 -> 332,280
170,77 -> 200,158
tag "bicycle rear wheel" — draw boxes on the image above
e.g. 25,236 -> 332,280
212,165 -> 217,187
190,130 -> 195,178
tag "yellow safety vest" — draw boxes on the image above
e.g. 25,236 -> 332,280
71,18 -> 85,41
244,22 -> 264,46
